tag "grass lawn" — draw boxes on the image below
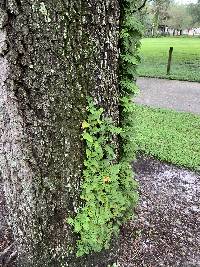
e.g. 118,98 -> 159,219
138,37 -> 200,82
134,104 -> 200,171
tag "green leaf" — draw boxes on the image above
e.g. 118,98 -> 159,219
82,132 -> 93,143
67,217 -> 74,225
86,149 -> 91,157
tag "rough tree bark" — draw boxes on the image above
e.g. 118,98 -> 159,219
0,0 -> 120,266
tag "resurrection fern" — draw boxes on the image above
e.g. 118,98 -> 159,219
120,0 -> 144,163
68,0 -> 144,257
120,0 -> 144,97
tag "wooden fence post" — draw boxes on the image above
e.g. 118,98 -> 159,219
167,47 -> 173,75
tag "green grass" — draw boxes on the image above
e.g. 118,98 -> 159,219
134,104 -> 200,170
138,37 -> 200,82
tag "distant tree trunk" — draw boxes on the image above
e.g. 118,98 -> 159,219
0,0 -> 120,266
153,12 -> 159,36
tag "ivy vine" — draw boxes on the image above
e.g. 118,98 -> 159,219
68,0 -> 144,257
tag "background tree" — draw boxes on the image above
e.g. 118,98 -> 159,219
141,0 -> 196,36
150,0 -> 173,36
167,4 -> 193,35
188,0 -> 200,27
0,0 -> 142,266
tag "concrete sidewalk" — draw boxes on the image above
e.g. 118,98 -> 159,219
136,77 -> 200,114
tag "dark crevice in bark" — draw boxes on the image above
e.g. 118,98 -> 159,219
0,0 -> 6,9
14,0 -> 22,12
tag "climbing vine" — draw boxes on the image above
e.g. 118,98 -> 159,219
68,0 -> 144,257
68,98 -> 138,256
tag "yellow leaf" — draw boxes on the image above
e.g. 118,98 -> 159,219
82,120 -> 90,129
103,176 -> 110,183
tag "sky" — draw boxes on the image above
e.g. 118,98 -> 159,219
176,0 -> 197,4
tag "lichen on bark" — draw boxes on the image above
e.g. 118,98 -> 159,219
0,0 -> 120,266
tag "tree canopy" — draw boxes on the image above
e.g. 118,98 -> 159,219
188,0 -> 200,26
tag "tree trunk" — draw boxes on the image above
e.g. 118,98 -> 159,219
0,0 -> 120,266
153,10 -> 159,36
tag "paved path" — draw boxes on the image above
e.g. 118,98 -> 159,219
119,155 -> 200,267
136,77 -> 200,114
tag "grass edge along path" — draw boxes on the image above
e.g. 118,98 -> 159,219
134,104 -> 200,171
